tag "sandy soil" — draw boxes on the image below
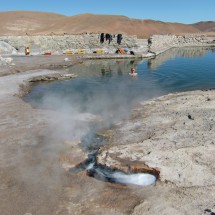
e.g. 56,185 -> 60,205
0,55 -> 214,215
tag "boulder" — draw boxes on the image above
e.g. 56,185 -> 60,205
0,41 -> 17,55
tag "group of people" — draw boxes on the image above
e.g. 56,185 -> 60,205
100,33 -> 113,44
99,33 -> 123,44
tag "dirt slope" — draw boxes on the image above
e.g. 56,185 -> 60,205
0,11 -> 213,37
0,11 -> 66,35
192,21 -> 215,32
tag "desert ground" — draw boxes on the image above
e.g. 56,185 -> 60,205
0,55 -> 156,215
0,53 -> 214,215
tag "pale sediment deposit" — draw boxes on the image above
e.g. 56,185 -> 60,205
97,90 -> 215,214
0,68 -> 84,215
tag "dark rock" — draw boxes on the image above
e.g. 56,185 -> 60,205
188,114 -> 194,120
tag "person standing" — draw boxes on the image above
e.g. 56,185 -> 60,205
100,33 -> 105,43
117,34 -> 123,45
25,46 -> 30,56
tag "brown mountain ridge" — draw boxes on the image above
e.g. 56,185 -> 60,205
0,11 -> 214,37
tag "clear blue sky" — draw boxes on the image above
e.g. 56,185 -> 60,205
0,0 -> 214,24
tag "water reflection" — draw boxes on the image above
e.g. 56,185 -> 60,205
65,58 -> 142,79
148,47 -> 209,70
26,47 -> 215,117
101,68 -> 112,77
211,47 -> 215,52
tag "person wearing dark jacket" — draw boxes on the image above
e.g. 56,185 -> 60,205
117,34 -> 123,44
100,33 -> 105,43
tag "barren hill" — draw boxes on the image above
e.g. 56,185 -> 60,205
192,21 -> 215,32
0,11 -> 66,35
0,11 -> 214,37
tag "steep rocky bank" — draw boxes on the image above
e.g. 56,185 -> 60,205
149,34 -> 215,54
0,34 -> 215,57
0,34 -> 145,55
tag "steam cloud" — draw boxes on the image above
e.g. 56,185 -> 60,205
112,172 -> 156,186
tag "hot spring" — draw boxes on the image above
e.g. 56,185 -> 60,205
25,47 -> 215,186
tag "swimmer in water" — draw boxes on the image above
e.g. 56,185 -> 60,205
129,67 -> 137,76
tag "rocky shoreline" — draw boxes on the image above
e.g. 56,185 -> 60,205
0,37 -> 215,214
1,34 -> 215,56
